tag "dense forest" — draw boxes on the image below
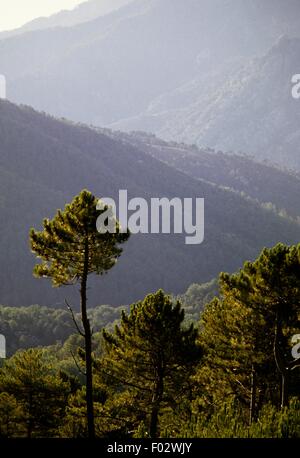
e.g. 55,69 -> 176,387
0,190 -> 299,438
0,280 -> 216,358
1,99 -> 300,307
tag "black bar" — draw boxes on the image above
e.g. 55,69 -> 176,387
0,439 -> 297,456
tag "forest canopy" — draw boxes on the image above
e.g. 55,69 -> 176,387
0,242 -> 299,438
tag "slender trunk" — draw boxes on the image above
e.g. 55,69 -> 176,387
81,237 -> 95,439
274,308 -> 289,410
249,365 -> 257,425
150,363 -> 164,438
150,405 -> 159,439
281,372 -> 289,409
27,391 -> 33,438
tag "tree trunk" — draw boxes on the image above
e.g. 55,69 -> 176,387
150,405 -> 159,439
150,363 -> 164,438
27,391 -> 33,438
81,238 -> 95,439
274,308 -> 289,410
249,365 -> 257,425
281,372 -> 289,409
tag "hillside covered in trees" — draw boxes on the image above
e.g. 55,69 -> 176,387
104,130 -> 300,219
0,279 -> 217,357
1,100 -> 300,307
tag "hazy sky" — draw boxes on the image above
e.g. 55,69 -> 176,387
0,0 -> 83,31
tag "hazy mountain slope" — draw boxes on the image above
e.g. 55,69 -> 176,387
0,0 -> 134,39
104,130 -> 300,219
1,0 -> 300,127
113,36 -> 300,170
0,100 -> 299,307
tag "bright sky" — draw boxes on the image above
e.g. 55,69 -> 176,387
0,0 -> 83,31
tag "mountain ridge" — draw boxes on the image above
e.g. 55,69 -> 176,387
0,99 -> 299,307
0,0 -> 134,39
2,0 -> 300,133
111,35 -> 300,170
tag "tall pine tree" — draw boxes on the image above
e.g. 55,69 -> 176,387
199,243 -> 300,423
30,190 -> 129,438
0,348 -> 69,437
101,290 -> 201,438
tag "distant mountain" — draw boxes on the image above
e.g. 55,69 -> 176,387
0,0 -> 134,39
103,130 -> 300,219
0,100 -> 299,307
1,0 -> 300,130
114,36 -> 300,170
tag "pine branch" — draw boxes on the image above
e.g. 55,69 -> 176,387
70,350 -> 86,377
65,299 -> 85,337
101,366 -> 151,393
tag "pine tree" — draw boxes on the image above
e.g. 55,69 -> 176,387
199,243 -> 300,422
0,392 -> 22,438
0,349 -> 69,437
222,243 -> 300,408
101,290 -> 201,438
30,189 -> 129,438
